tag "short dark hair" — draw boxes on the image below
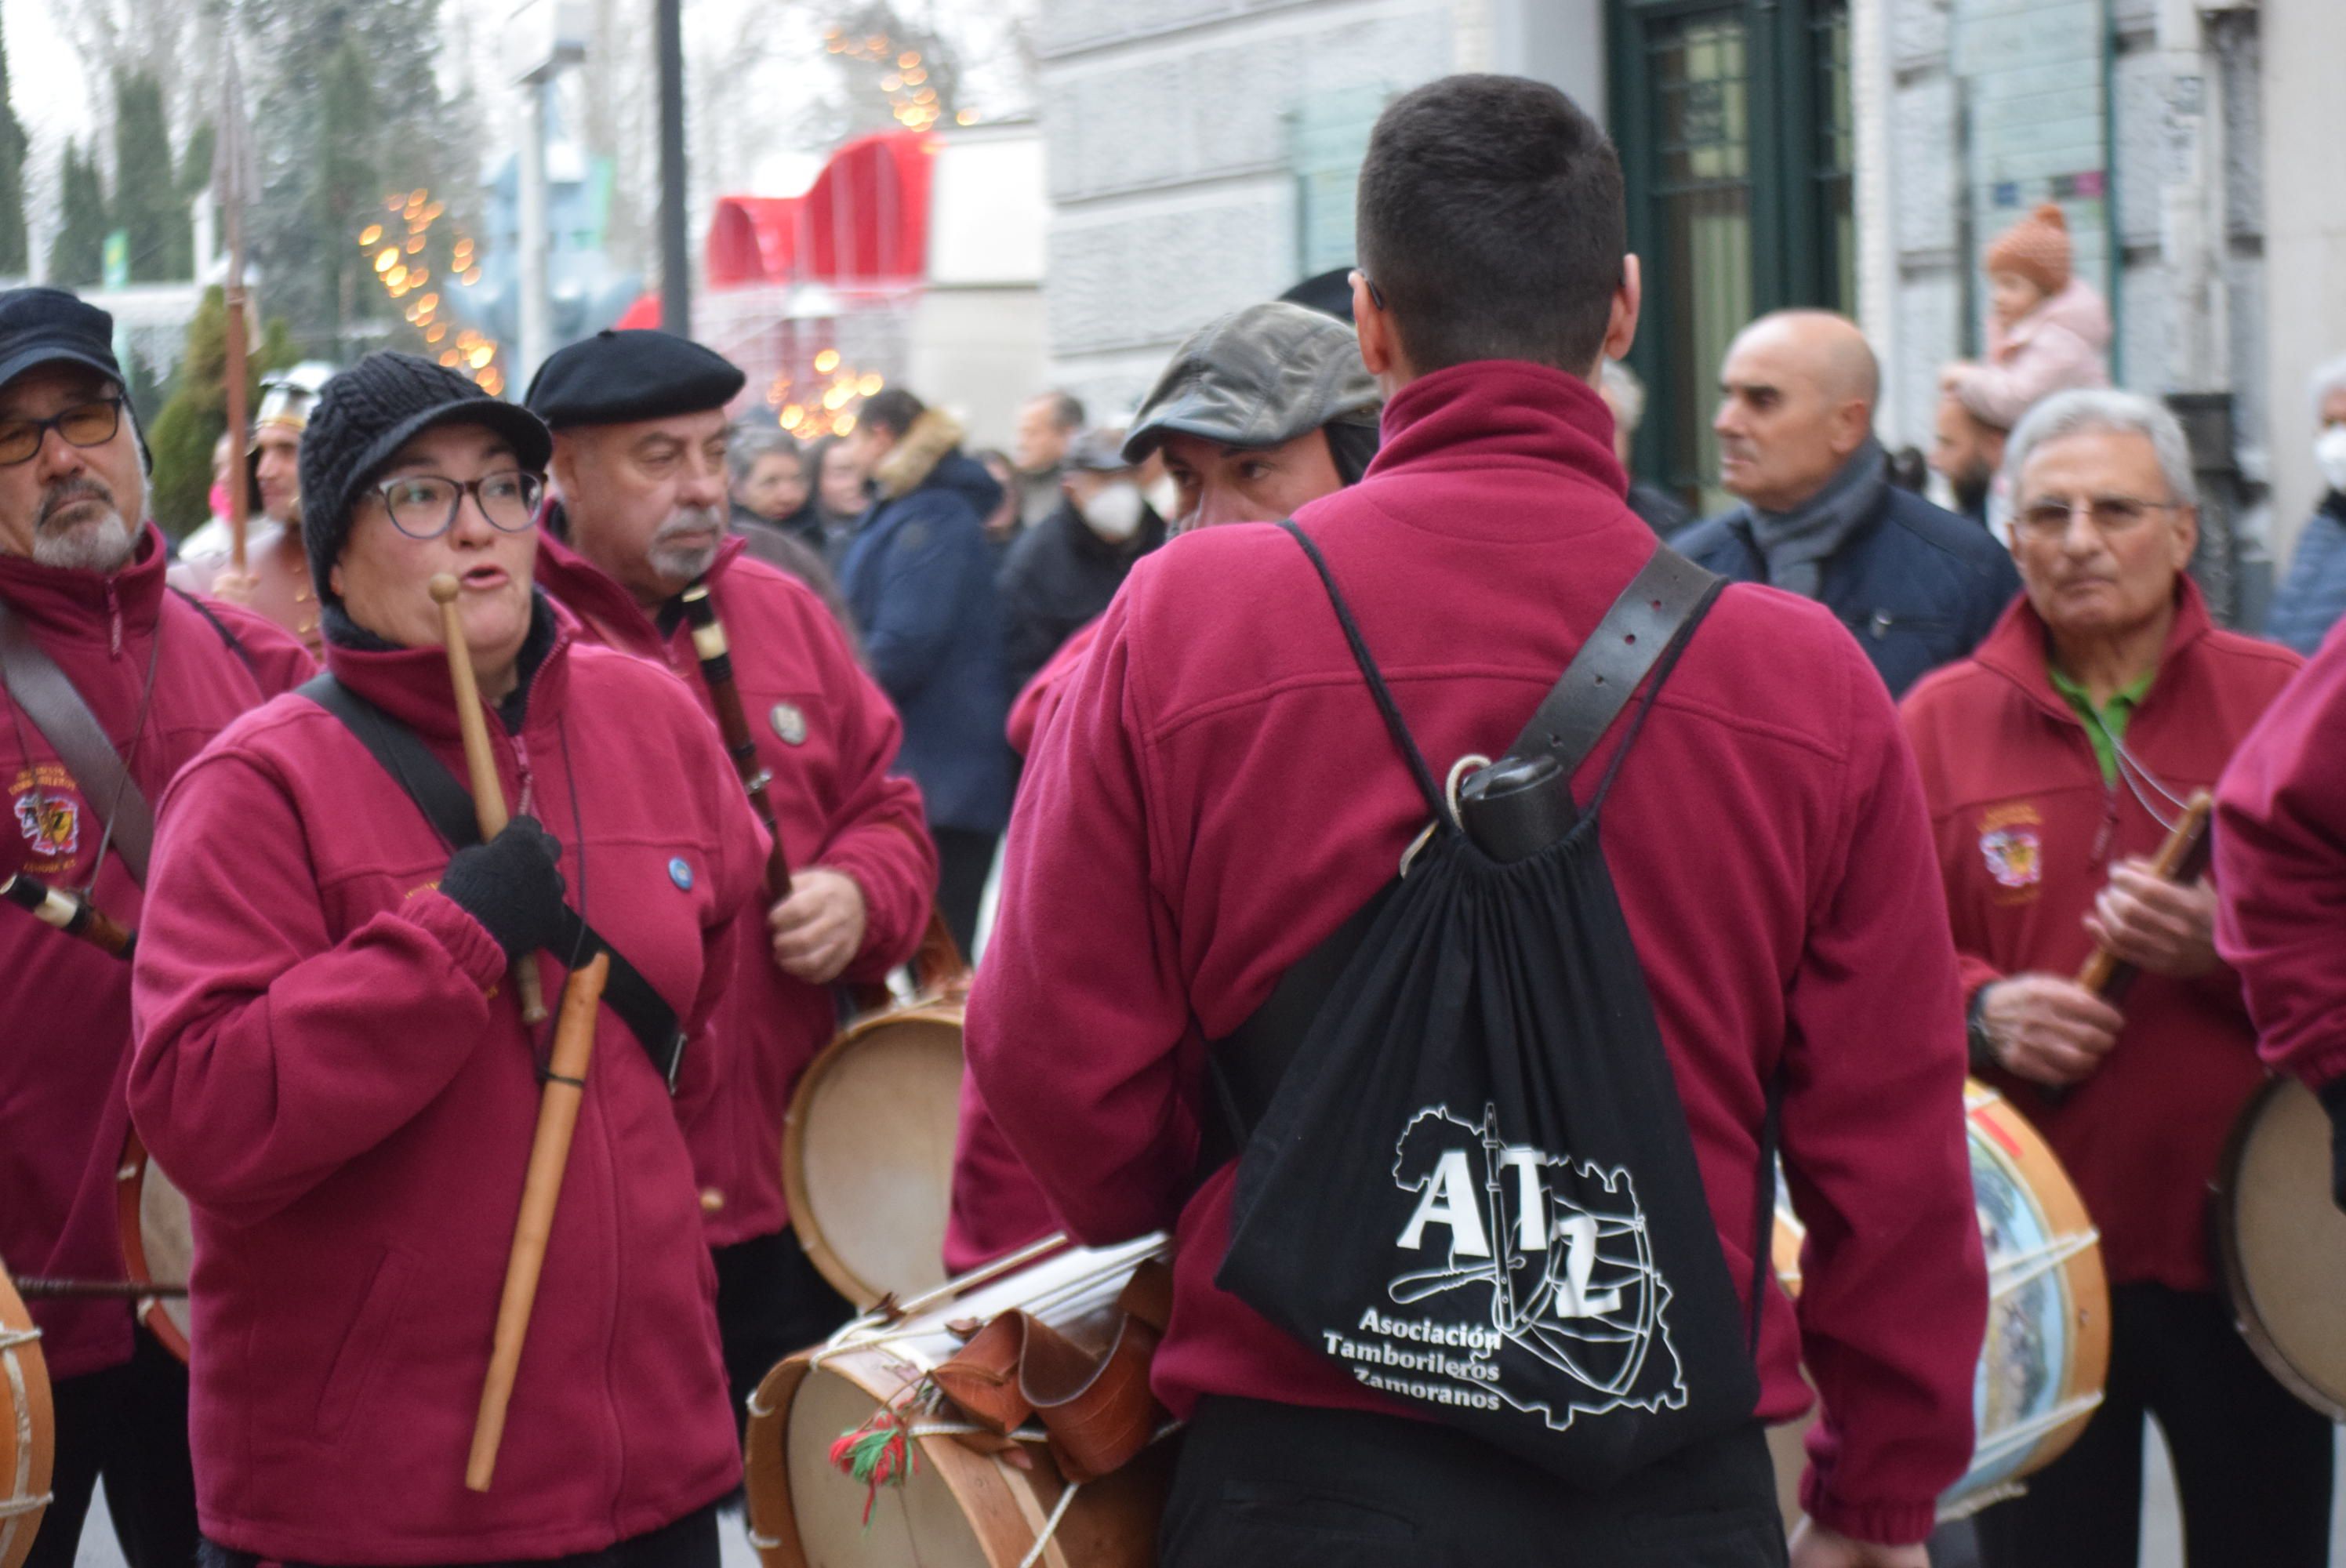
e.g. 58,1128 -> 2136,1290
859,388 -> 925,439
1029,390 -> 1084,432
1356,74 -> 1626,375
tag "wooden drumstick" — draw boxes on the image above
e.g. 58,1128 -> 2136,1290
430,574 -> 548,1025
467,949 -> 608,1491
2075,789 -> 2214,998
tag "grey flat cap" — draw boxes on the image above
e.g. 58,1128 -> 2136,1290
1123,301 -> 1381,463
1063,426 -> 1135,473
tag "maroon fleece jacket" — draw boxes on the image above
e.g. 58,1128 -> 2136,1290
2215,614 -> 2346,1086
1,526 -> 310,1381
536,526 -> 935,1246
1901,582 -> 2301,1290
963,361 -> 1986,1545
129,611 -> 764,1563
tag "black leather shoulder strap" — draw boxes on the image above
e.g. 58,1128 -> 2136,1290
1505,544 -> 1721,773
1194,539 -> 1724,1181
169,586 -> 260,682
0,597 -> 155,884
299,671 -> 688,1089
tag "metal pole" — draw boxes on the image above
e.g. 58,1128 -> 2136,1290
656,0 -> 689,337
518,78 -> 551,387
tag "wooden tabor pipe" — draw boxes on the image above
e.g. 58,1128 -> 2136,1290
430,574 -> 547,1025
467,949 -> 608,1491
2,873 -> 135,960
2075,789 -> 2215,999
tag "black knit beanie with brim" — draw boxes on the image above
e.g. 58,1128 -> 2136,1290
299,351 -> 554,603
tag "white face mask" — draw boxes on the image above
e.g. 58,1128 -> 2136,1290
1146,472 -> 1182,524
1080,480 -> 1146,543
2316,425 -> 2346,495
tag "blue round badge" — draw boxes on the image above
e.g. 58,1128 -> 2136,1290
668,857 -> 694,891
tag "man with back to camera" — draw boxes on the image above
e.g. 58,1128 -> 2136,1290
961,74 -> 1984,1568
1678,310 -> 2019,695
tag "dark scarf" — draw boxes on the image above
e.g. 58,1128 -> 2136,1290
1740,437 -> 1889,601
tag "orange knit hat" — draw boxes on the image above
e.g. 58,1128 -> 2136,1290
1985,203 -> 2072,296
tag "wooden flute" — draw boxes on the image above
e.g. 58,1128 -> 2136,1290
2075,788 -> 2215,1004
430,574 -> 548,1025
2,871 -> 135,960
678,584 -> 794,894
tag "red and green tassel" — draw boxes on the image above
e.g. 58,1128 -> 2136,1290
829,1405 -> 919,1525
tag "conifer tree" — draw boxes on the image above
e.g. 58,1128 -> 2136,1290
0,12 -> 29,276
47,142 -> 110,286
114,71 -> 190,281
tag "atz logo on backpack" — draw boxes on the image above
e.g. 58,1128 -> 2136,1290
1314,1103 -> 1688,1427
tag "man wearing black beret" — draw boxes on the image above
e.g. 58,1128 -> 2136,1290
523,328 -> 940,1430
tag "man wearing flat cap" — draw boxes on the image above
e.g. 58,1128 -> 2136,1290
946,300 -> 1381,1276
995,426 -> 1167,698
0,286 -> 310,1567
524,328 -> 938,1425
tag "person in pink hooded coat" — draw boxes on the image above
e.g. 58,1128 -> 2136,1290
1942,204 -> 2112,433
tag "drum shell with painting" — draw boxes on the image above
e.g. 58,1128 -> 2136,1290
115,1128 -> 192,1363
782,999 -> 967,1308
743,1237 -> 1170,1568
2213,1075 -> 2346,1421
1767,1080 -> 2108,1524
1,1256 -> 55,1568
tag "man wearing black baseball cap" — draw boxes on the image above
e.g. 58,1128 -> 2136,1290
525,328 -> 939,1426
0,286 -> 311,1568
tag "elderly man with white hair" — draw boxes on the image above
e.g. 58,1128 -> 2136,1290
1899,390 -> 2324,1568
2264,354 -> 2346,655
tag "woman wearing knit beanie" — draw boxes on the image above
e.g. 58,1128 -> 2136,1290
125,352 -> 768,1567
1941,202 -> 2112,431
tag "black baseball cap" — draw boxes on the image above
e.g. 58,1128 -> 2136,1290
0,287 -> 126,394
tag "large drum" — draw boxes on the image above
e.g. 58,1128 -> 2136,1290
1770,1080 -> 2108,1523
783,997 -> 967,1308
1,1257 -> 55,1568
2214,1076 -> 2346,1419
744,1236 -> 1171,1568
114,1128 -> 193,1363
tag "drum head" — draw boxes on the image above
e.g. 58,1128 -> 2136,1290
785,1010 -> 965,1307
117,1131 -> 193,1363
2221,1077 -> 2346,1419
787,1364 -> 993,1567
0,1259 -> 56,1568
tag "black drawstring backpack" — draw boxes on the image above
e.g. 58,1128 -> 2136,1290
1211,523 -> 1778,1488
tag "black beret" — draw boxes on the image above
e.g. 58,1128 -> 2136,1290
523,328 -> 747,429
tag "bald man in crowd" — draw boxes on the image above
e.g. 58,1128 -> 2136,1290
1679,310 -> 2018,695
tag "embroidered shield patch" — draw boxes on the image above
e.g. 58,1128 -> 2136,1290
1979,826 -> 2042,890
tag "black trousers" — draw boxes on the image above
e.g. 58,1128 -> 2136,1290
932,826 -> 997,964
1160,1396 -> 1789,1567
1973,1283 -> 2333,1568
30,1326 -> 199,1568
712,1225 -> 854,1438
198,1501 -> 720,1568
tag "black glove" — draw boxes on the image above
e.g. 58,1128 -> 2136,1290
439,816 -> 567,961
2319,1078 -> 2346,1215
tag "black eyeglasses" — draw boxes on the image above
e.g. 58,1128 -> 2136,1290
365,470 -> 545,540
0,397 -> 124,467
